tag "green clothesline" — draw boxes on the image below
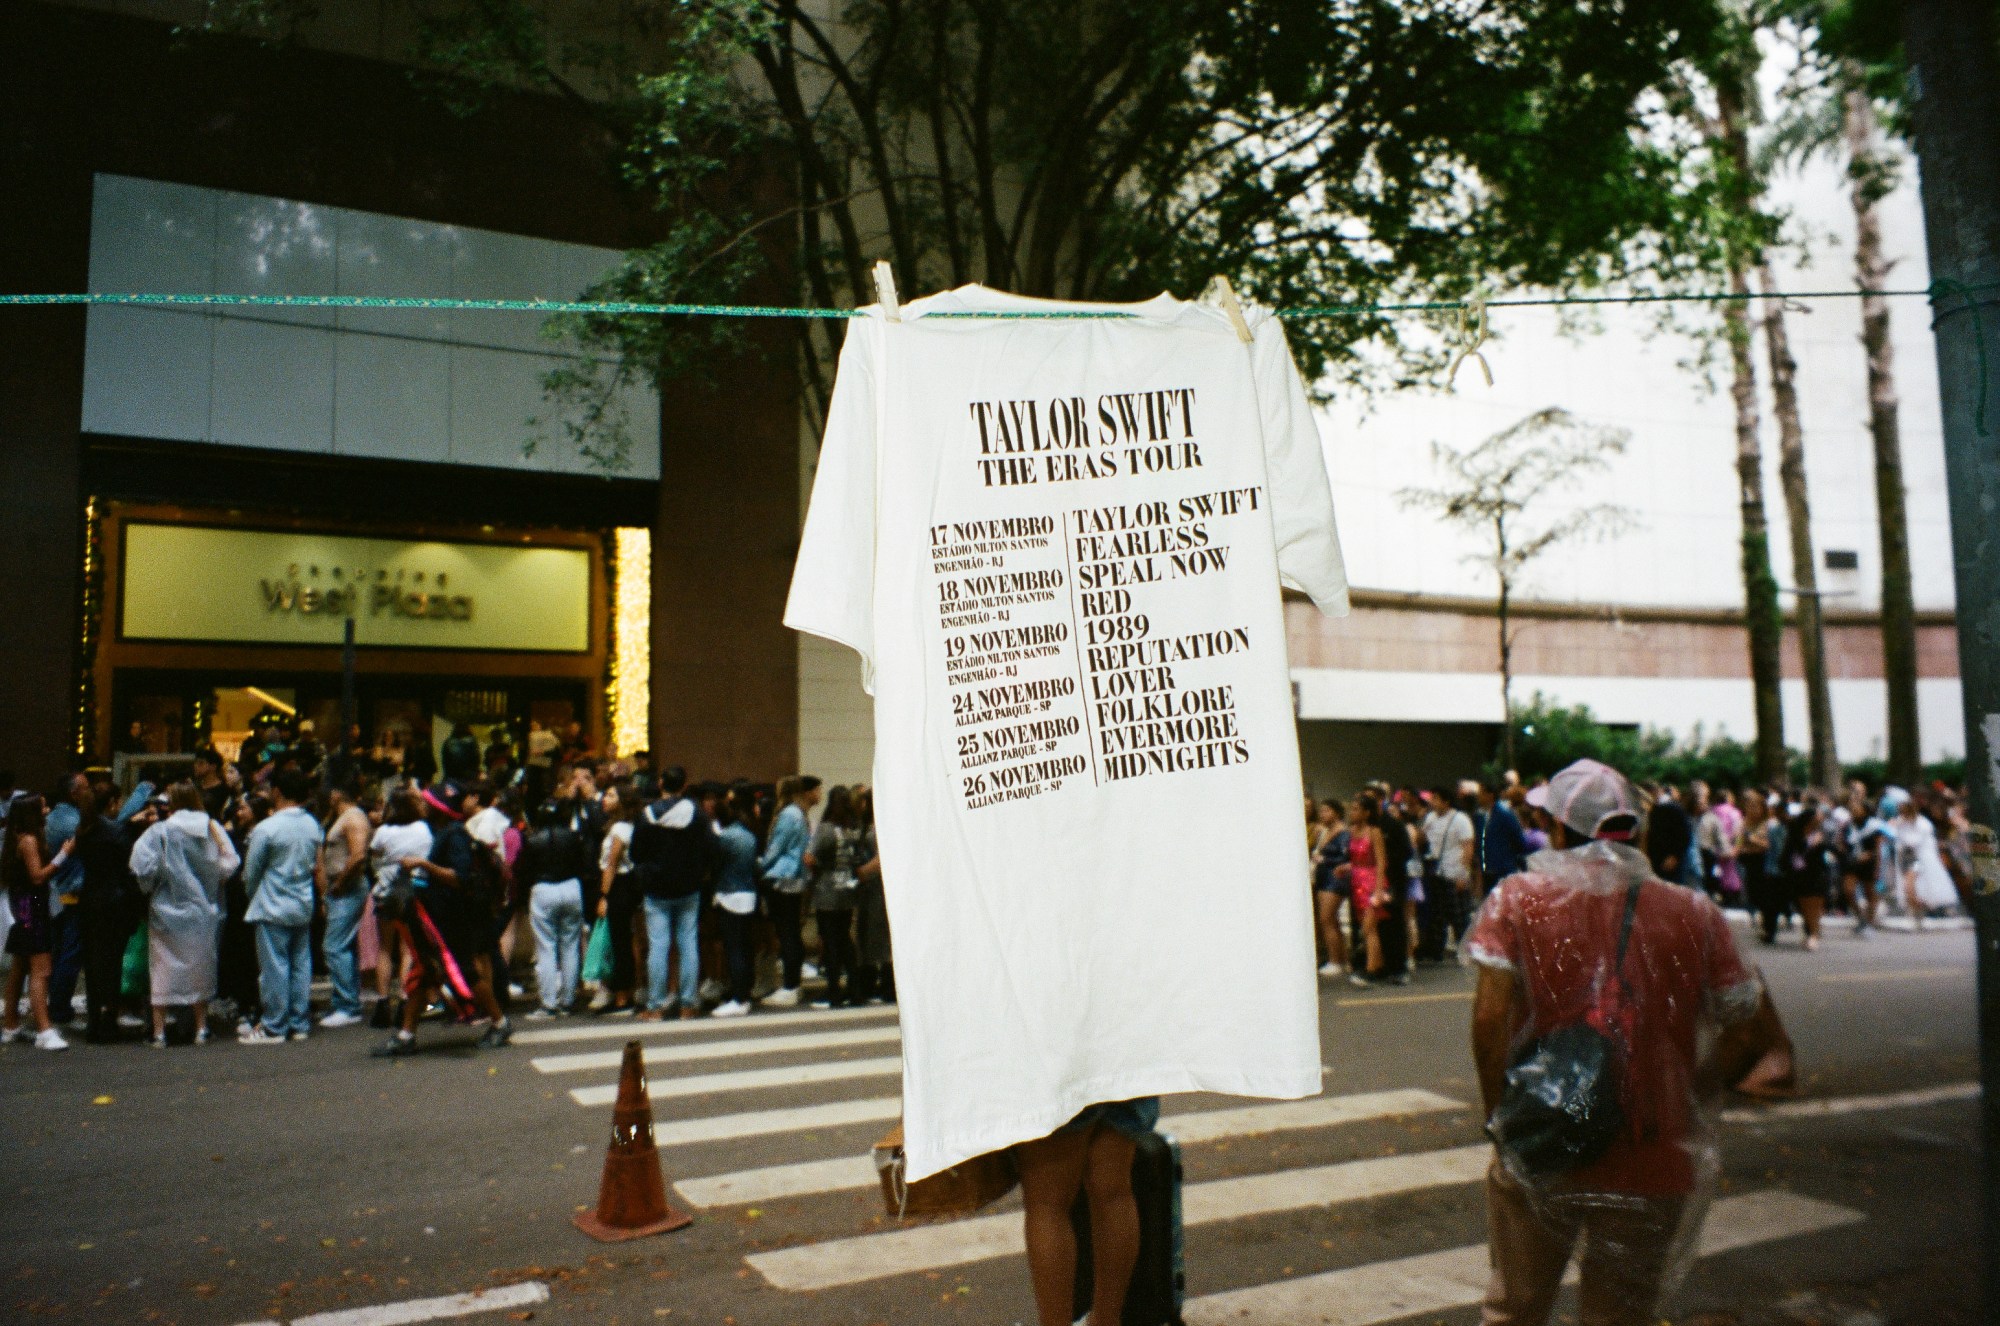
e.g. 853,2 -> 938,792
0,284 -> 1978,318
4,278 -> 1991,431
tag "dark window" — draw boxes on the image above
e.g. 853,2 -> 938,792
1824,549 -> 1860,571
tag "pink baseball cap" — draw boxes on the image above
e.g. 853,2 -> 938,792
1525,759 -> 1644,842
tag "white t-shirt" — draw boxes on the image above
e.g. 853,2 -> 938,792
600,819 -> 634,876
1424,809 -> 1476,885
369,821 -> 434,892
784,284 -> 1350,1180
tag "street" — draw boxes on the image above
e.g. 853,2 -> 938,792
2,917 -> 1979,1326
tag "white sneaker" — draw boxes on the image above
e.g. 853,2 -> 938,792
523,1008 -> 560,1021
764,986 -> 801,1008
116,1013 -> 145,1029
801,961 -> 821,981
3,1026 -> 32,1044
1318,962 -> 1343,977
711,1000 -> 750,1019
698,979 -> 725,1004
238,1025 -> 287,1045
35,1028 -> 69,1052
508,982 -> 527,999
318,1011 -> 364,1029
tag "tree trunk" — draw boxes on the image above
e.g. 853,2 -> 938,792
1497,556 -> 1516,773
1843,81 -> 1922,787
1899,1 -> 2000,1303
1714,77 -> 1788,783
1724,272 -> 1788,783
1758,261 -> 1841,789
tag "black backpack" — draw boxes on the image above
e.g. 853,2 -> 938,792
1486,877 -> 1642,1180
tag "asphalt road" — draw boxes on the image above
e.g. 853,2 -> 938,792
1,914 -> 1980,1326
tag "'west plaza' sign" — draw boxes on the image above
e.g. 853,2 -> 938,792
119,523 -> 589,652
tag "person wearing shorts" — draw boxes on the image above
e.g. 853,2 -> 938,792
1016,1096 -> 1161,1326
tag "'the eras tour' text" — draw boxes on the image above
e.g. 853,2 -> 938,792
932,385 -> 1266,811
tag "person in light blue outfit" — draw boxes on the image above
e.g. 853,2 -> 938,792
317,785 -> 374,1027
241,769 -> 324,1043
755,775 -> 821,1006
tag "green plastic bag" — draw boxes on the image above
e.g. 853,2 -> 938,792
121,924 -> 149,998
580,920 -> 614,984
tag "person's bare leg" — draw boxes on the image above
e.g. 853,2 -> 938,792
401,985 -> 431,1034
1016,1129 -> 1093,1326
1083,1128 -> 1141,1326
2,962 -> 25,1034
471,956 -> 505,1023
151,1001 -> 168,1039
193,1000 -> 208,1038
1800,895 -> 1823,948
1315,893 -> 1345,968
29,954 -> 53,1032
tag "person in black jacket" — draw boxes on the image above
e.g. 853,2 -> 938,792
72,782 -> 142,1043
1645,787 -> 1695,888
519,799 -> 589,1017
628,766 -> 719,1020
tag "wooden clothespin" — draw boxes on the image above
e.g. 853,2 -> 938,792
873,260 -> 900,322
1445,293 -> 1493,389
1204,275 -> 1254,344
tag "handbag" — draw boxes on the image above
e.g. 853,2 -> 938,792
120,923 -> 150,997
1487,876 -> 1642,1180
580,919 -> 615,983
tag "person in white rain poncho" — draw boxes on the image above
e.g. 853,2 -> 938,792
129,780 -> 240,1046
1881,788 -> 1959,921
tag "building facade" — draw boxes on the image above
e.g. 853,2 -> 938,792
2,3 -> 798,791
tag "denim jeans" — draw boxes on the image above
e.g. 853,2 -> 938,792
643,893 -> 702,1011
322,890 -> 367,1016
529,879 -> 585,1012
255,922 -> 313,1036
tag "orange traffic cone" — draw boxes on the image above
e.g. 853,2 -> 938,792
573,1040 -> 695,1242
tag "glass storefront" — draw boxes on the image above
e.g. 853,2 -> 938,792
90,502 -> 623,770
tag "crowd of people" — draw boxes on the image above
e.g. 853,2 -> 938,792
1303,771 -> 1974,986
0,721 -> 895,1054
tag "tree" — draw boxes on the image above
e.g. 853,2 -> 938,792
1397,408 -> 1635,772
1705,38 -> 1793,783
1841,81 -> 1922,788
399,0 -> 1730,439
1762,35 -> 1921,786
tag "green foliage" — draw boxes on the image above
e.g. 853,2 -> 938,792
1504,694 -> 1971,791
400,0 -> 1732,465
1503,694 -> 1774,790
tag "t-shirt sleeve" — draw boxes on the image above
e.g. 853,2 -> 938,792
1249,314 -> 1349,617
784,320 -> 881,694
1698,895 -> 1762,1024
1464,876 -> 1523,972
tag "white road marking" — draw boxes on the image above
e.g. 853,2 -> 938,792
745,1144 -> 1490,1291
1817,966 -> 1966,984
1722,1081 -> 1979,1124
650,1095 -> 905,1148
530,1024 -> 902,1074
510,1003 -> 897,1046
234,1279 -> 550,1326
1180,1190 -> 1861,1324
678,1154 -> 883,1208
568,1056 -> 904,1112
674,1090 -> 1465,1209
568,1055 -> 902,1107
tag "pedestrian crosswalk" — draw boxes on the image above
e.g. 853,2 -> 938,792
532,1006 -> 1868,1319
